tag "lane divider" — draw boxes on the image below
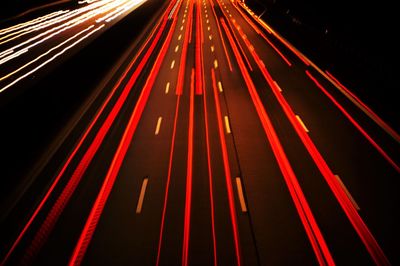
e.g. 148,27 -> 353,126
165,82 -> 170,94
156,1 -> 188,263
295,115 -> 310,133
235,177 -> 247,213
213,59 -> 218,69
217,81 -> 223,92
224,115 -> 231,134
136,177 -> 149,214
155,116 -> 163,135
221,16 -> 253,71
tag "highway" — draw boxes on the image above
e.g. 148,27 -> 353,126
1,0 -> 399,265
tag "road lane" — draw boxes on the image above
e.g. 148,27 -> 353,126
220,0 -> 396,260
1,0 -> 398,265
1,0 -> 175,264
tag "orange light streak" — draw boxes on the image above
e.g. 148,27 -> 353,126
211,68 -> 242,266
237,2 -> 309,66
208,0 -> 233,71
233,10 -> 390,262
325,71 -> 400,143
176,0 -> 193,95
69,2 -> 179,265
306,71 -> 399,172
230,2 -> 292,66
195,0 -> 204,94
182,69 -> 195,266
203,68 -> 218,266
220,18 -> 335,265
0,2 -> 170,263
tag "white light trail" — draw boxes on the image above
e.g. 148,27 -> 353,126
0,0 -> 148,94
0,26 -> 95,83
0,24 -> 105,94
0,11 -> 66,36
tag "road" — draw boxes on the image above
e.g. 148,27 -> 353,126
1,0 -> 399,265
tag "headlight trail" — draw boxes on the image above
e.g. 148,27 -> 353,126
0,0 -> 148,94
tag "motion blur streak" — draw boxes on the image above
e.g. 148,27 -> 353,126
0,4 -> 167,263
306,71 -> 399,172
0,0 -> 148,94
239,2 -> 398,142
0,23 -> 103,93
0,10 -> 69,42
230,3 -> 292,66
0,25 -> 95,83
195,0 -> 204,95
182,69 -> 195,266
175,0 -> 193,95
212,69 -> 242,266
220,18 -> 334,266
325,71 -> 400,143
156,96 -> 181,266
0,11 -> 65,35
1,0 -> 397,264
234,11 -> 390,263
203,65 -> 218,266
0,1 -> 114,50
209,0 -> 233,71
69,2 -> 179,264
5,25 -> 106,266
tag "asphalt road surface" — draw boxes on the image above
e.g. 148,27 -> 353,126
1,0 -> 399,265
